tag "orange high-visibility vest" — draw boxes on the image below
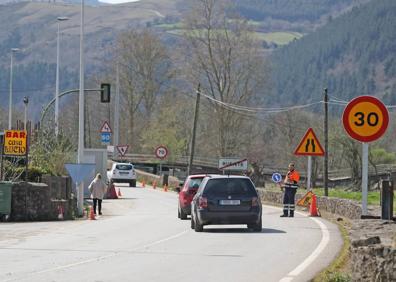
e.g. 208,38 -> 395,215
285,170 -> 300,184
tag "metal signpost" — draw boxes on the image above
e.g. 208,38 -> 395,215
155,145 -> 168,176
342,96 -> 389,216
294,128 -> 325,190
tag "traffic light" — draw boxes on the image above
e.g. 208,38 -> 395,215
100,83 -> 111,103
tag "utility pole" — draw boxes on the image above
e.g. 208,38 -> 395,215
323,88 -> 329,196
187,84 -> 201,175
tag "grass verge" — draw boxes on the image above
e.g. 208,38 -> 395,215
313,214 -> 352,282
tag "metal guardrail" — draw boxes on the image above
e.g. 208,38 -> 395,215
110,153 -> 396,179
111,153 -> 219,168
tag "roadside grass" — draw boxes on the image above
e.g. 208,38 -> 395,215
313,216 -> 352,282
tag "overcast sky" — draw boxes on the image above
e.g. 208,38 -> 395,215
99,0 -> 140,4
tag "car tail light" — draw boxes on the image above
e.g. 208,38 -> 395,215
113,170 -> 116,175
252,197 -> 259,207
180,191 -> 188,202
199,197 -> 208,209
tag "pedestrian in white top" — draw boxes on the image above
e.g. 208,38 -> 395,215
88,173 -> 107,215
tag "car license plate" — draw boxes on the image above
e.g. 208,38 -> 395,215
219,200 -> 240,205
119,171 -> 128,175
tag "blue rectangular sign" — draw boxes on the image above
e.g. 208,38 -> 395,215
101,132 -> 111,144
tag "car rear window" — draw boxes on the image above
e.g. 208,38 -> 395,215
203,178 -> 256,197
115,164 -> 133,170
188,177 -> 204,189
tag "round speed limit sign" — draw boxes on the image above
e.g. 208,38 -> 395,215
155,145 -> 168,159
342,96 -> 389,142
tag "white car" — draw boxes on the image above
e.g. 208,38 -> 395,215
107,162 -> 137,187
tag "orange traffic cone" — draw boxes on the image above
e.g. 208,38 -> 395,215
117,188 -> 122,197
89,206 -> 96,220
164,184 -> 168,192
309,194 -> 320,217
153,181 -> 157,189
142,179 -> 146,188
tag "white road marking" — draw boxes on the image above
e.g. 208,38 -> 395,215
276,209 -> 330,282
4,230 -> 188,281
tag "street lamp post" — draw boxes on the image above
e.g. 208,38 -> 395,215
55,16 -> 69,136
78,0 -> 85,164
76,0 -> 85,216
9,48 -> 19,130
23,96 -> 29,130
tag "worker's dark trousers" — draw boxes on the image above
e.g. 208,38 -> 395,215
283,188 -> 297,217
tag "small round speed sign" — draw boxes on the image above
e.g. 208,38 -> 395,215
155,145 -> 168,159
342,96 -> 389,142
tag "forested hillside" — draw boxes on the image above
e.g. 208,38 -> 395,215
233,0 -> 359,22
269,0 -> 396,107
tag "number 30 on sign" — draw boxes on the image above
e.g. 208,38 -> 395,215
342,96 -> 389,143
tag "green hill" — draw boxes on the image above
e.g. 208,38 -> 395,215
269,0 -> 396,107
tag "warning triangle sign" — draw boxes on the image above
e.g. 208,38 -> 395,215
294,128 -> 325,156
100,121 -> 112,133
116,145 -> 129,156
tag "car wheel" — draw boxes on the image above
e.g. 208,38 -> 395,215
249,218 -> 262,232
190,216 -> 195,229
194,217 -> 203,232
130,180 -> 136,187
180,207 -> 188,220
177,204 -> 181,219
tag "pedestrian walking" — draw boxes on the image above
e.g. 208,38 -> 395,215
280,162 -> 300,217
88,173 -> 107,215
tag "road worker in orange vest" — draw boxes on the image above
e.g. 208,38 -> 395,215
281,162 -> 300,217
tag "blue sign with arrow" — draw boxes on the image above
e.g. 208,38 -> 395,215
271,173 -> 282,183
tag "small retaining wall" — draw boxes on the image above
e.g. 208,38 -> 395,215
136,170 -> 180,188
350,220 -> 395,282
258,189 -> 362,219
10,176 -> 76,221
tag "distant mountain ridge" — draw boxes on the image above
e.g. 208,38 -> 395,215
269,0 -> 396,107
0,0 -> 374,121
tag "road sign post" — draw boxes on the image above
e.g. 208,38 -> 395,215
342,96 -> 389,216
155,146 -> 168,176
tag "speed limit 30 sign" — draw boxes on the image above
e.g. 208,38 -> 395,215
342,96 -> 389,142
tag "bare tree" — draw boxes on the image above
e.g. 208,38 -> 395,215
116,29 -> 173,147
181,0 -> 270,157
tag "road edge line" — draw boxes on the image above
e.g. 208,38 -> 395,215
263,205 -> 331,282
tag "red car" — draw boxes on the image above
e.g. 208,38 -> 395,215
177,174 -> 206,219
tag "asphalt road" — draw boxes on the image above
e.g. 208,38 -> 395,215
0,184 -> 343,282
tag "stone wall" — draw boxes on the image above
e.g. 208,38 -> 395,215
9,176 -> 76,221
350,220 -> 395,282
257,189 -> 362,219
